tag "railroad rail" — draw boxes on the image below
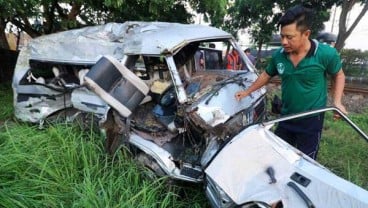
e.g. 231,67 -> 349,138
269,79 -> 368,95
343,85 -> 368,95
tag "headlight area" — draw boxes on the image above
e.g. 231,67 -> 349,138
205,176 -> 236,208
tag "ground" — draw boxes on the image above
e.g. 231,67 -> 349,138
338,92 -> 368,114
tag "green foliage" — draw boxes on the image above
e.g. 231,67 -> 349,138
340,48 -> 368,76
190,0 -> 227,27
225,0 -> 280,39
275,1 -> 336,37
0,122 -> 208,207
105,0 -> 193,23
225,0 -> 336,50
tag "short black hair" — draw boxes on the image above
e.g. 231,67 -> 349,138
244,48 -> 251,53
278,5 -> 314,32
209,43 -> 216,48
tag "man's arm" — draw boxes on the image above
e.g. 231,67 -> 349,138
235,71 -> 271,101
332,69 -> 347,114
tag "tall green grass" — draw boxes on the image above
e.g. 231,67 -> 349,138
0,121 -> 207,207
319,112 -> 368,190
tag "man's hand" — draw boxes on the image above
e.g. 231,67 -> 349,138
234,71 -> 271,101
333,102 -> 348,120
331,70 -> 346,120
235,91 -> 247,101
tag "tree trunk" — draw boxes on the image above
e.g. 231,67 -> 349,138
0,19 -> 10,50
335,1 -> 368,51
10,18 -> 41,38
68,3 -> 82,20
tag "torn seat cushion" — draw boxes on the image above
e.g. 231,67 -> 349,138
84,55 -> 149,117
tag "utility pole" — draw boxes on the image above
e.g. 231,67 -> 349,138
331,5 -> 337,33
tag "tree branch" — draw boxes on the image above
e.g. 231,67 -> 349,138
68,3 -> 82,20
10,18 -> 41,38
55,3 -> 68,19
346,2 -> 368,36
335,0 -> 367,51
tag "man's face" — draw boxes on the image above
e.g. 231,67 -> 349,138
280,22 -> 310,53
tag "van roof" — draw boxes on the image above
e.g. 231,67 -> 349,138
28,21 -> 232,63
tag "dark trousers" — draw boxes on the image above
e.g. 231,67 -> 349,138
274,113 -> 324,160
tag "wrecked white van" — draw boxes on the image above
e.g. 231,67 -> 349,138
12,21 -> 266,183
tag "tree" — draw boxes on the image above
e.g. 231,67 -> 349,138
335,1 -> 368,51
225,0 -> 336,65
224,0 -> 281,66
0,0 -> 227,50
189,0 -> 227,27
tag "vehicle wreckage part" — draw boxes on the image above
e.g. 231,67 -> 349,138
136,153 -> 166,177
266,167 -> 277,184
84,55 -> 149,117
188,73 -> 266,128
129,133 -> 203,183
205,74 -> 247,105
152,104 -> 178,133
290,172 -> 311,187
71,87 -> 108,115
205,176 -> 235,208
287,182 -> 315,208
205,107 -> 368,207
165,56 -> 187,104
14,86 -> 73,123
261,106 -> 368,142
200,137 -> 220,167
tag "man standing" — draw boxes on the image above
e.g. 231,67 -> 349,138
235,5 -> 347,159
244,48 -> 256,65
226,49 -> 241,70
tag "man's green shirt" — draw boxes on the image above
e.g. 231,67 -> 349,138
266,40 -> 342,115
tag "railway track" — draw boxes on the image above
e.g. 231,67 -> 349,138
344,85 -> 368,95
269,79 -> 368,95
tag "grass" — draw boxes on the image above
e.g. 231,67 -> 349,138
0,121 -> 208,208
319,112 -> 368,190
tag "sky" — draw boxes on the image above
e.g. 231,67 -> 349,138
324,4 -> 368,50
